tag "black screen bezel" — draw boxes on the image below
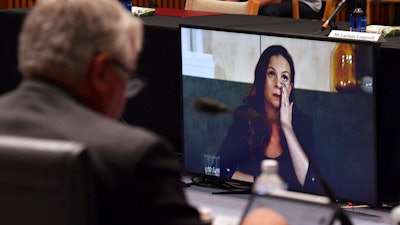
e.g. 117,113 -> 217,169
179,24 -> 380,206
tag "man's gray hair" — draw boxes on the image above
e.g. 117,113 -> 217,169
18,0 -> 142,79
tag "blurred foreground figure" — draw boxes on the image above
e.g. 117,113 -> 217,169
0,0 -> 292,224
0,0 -> 203,224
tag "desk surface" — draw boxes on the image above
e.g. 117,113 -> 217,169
140,13 -> 400,49
185,184 -> 392,225
1,8 -> 399,48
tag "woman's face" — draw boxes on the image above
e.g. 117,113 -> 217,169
264,54 -> 292,109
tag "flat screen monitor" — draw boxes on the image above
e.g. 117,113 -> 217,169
180,25 -> 380,206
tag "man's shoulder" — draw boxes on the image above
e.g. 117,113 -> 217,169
92,118 -> 166,149
85,119 -> 169,161
0,79 -> 172,158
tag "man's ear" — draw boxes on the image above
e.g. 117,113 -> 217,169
87,53 -> 111,94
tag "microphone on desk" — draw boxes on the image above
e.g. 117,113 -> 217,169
321,0 -> 347,31
193,96 -> 353,225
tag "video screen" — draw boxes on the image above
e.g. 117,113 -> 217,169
181,26 -> 378,205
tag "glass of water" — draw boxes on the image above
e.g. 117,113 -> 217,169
204,154 -> 220,177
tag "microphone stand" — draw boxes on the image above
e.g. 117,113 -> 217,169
321,0 -> 347,31
302,138 -> 353,225
328,18 -> 338,31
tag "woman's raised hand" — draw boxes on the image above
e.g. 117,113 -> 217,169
279,82 -> 293,129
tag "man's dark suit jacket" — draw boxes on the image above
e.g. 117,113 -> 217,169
0,78 -> 203,225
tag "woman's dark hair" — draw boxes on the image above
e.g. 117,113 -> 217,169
245,45 -> 295,111
244,45 -> 296,158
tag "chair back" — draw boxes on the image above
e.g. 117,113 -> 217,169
292,0 -> 337,20
185,0 -> 260,15
7,0 -> 38,8
321,0 -> 337,21
0,135 -> 94,225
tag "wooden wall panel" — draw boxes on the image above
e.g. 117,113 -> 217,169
368,2 -> 400,25
7,0 -> 37,8
133,0 -> 185,8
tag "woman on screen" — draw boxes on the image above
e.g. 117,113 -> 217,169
216,45 -> 319,193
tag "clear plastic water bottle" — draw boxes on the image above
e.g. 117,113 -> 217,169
391,204 -> 400,225
252,159 -> 287,195
119,0 -> 132,11
349,0 -> 366,32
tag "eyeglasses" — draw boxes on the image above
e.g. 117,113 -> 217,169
111,59 -> 138,80
111,59 -> 146,98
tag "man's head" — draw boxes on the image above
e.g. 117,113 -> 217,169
18,0 -> 143,119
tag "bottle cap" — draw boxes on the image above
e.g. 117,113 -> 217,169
197,206 -> 214,224
261,159 -> 279,172
391,205 -> 400,225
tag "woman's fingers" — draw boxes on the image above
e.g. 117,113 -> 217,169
281,83 -> 289,109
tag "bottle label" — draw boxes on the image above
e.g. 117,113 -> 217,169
350,15 -> 367,32
120,1 -> 132,11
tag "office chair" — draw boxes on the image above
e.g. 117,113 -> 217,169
7,0 -> 38,8
0,135 -> 95,225
185,0 -> 260,15
292,0 -> 337,20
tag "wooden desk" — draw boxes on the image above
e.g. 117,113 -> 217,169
184,184 -> 392,225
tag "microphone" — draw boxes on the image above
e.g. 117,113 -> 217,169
193,96 -> 353,225
194,97 -> 276,124
193,97 -> 233,115
321,0 -> 347,31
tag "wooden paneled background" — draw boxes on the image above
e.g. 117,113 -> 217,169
133,0 -> 185,9
0,0 -> 398,25
1,0 -> 37,8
